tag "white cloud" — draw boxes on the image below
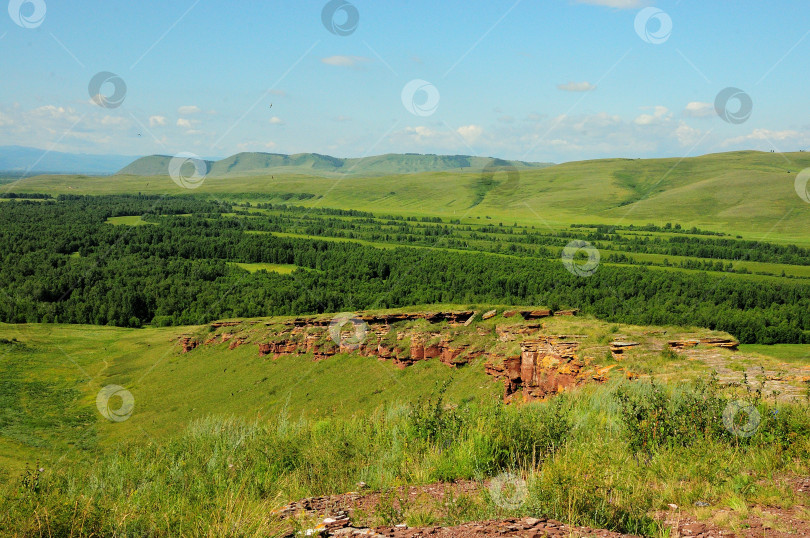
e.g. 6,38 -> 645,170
99,115 -> 127,127
576,0 -> 646,8
235,141 -> 279,152
320,55 -> 372,68
457,124 -> 484,144
178,105 -> 201,115
149,115 -> 167,127
721,128 -> 810,148
674,124 -> 702,146
557,81 -> 596,92
682,102 -> 714,118
176,118 -> 193,128
269,116 -> 284,125
334,115 -> 352,122
0,111 -> 14,126
634,106 -> 671,125
31,105 -> 76,120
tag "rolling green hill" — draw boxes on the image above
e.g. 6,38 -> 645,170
16,150 -> 810,243
117,152 -> 552,178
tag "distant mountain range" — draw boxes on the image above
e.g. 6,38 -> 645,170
117,152 -> 553,178
0,146 -> 137,175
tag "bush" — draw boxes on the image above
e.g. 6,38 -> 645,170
615,374 -> 810,453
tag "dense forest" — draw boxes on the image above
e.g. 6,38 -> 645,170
0,195 -> 808,344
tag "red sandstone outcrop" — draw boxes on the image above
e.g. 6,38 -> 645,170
699,337 -> 738,350
610,341 -> 640,358
668,340 -> 699,350
183,308 -> 617,402
179,336 -> 198,353
486,337 -> 601,401
228,337 -> 246,350
519,309 -> 552,320
667,338 -> 738,350
210,321 -> 242,329
282,310 -> 478,328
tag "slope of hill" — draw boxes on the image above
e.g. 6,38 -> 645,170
3,310 -> 809,537
117,152 -> 552,178
0,306 -> 744,470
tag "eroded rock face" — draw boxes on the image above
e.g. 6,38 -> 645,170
179,336 -> 198,353
509,337 -> 600,401
181,309 -> 605,402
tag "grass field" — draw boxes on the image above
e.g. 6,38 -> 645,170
230,262 -> 299,274
105,215 -> 156,226
740,344 -> 810,364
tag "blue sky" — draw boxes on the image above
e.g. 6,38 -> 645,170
1,0 -> 809,163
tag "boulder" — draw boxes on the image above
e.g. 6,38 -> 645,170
610,341 -> 639,358
699,337 -> 738,350
519,309 -> 552,320
667,340 -> 699,350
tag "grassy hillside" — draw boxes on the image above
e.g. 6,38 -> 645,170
3,306 -> 806,472
117,152 -> 552,178
0,309 -> 505,471
11,150 -> 810,243
2,312 -> 809,536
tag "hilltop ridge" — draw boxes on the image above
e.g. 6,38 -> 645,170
116,152 -> 553,178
